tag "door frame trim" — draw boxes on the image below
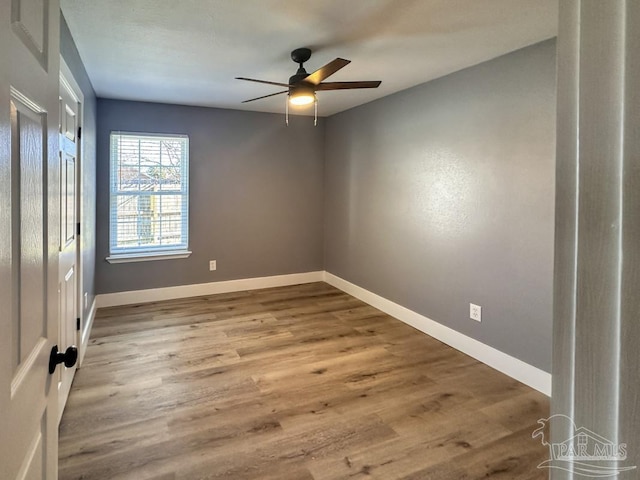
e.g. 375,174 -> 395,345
59,57 -> 85,364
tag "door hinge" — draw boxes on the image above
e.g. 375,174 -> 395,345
77,126 -> 82,139
77,222 -> 81,236
76,318 -> 81,331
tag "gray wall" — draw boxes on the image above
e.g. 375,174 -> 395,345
96,100 -> 325,293
324,40 -> 556,372
60,13 -> 97,319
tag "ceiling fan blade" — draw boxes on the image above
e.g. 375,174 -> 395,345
241,90 -> 288,103
316,81 -> 381,90
304,58 -> 351,85
236,77 -> 291,88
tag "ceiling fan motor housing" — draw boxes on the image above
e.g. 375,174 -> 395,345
289,72 -> 310,84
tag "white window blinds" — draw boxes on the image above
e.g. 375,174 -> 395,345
109,132 -> 189,257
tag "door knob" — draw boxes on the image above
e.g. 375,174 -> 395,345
48,345 -> 78,374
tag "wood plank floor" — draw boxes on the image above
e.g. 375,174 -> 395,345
59,282 -> 549,480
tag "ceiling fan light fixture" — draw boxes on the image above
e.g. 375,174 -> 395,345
289,85 -> 316,106
237,47 -> 380,127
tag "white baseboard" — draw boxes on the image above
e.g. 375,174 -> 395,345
96,271 -> 325,308
79,297 -> 96,368
93,269 -> 551,395
323,272 -> 552,396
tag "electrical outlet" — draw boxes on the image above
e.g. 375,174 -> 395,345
470,303 -> 482,322
209,260 -> 217,271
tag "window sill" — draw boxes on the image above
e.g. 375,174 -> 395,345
106,251 -> 192,264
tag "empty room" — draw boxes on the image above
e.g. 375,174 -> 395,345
1,1 -> 638,479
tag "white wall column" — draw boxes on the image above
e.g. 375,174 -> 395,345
553,1 -> 640,478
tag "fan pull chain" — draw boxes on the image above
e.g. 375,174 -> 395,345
285,95 -> 289,126
314,97 -> 318,126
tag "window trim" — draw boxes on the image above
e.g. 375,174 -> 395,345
108,131 -> 190,261
106,250 -> 192,264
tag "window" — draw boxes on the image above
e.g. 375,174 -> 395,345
107,132 -> 190,263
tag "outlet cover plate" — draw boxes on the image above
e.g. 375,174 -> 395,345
209,260 -> 217,271
470,303 -> 482,322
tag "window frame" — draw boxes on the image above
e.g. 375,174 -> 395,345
106,131 -> 191,263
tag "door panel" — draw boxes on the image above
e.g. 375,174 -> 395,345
14,96 -> 47,370
61,142 -> 75,247
0,0 -> 60,479
16,414 -> 45,480
11,0 -> 49,69
7,87 -> 50,480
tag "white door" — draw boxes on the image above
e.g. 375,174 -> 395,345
0,1 -> 63,479
58,76 -> 79,421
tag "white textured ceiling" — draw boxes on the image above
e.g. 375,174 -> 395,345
60,0 -> 558,117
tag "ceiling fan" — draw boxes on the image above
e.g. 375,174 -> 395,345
236,48 -> 381,122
